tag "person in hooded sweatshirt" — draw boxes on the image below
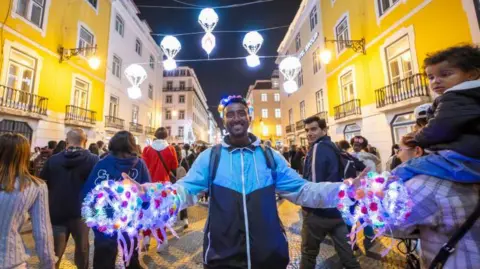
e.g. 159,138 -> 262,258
40,128 -> 99,269
141,127 -> 178,252
82,131 -> 151,269
394,45 -> 480,182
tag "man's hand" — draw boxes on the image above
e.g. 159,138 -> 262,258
343,168 -> 369,189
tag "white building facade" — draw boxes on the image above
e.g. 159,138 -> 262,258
277,0 -> 329,147
162,66 -> 210,145
103,0 -> 163,147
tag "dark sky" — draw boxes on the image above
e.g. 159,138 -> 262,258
133,0 -> 302,125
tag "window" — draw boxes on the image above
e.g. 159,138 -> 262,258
147,112 -> 153,127
344,124 -> 361,141
262,109 -> 268,118
297,70 -> 304,87
179,81 -> 186,90
135,38 -> 142,56
261,93 -> 268,102
112,55 -> 121,78
109,96 -> 119,116
179,110 -> 185,120
288,109 -> 293,125
262,126 -> 269,136
86,0 -> 98,9
166,81 -> 173,90
165,110 -> 172,120
295,33 -> 302,51
15,0 -> 46,28
148,84 -> 153,100
391,112 -> 415,143
378,0 -> 400,16
6,49 -> 37,93
340,71 -> 355,102
166,95 -> 172,103
309,5 -> 318,31
73,78 -> 89,108
276,125 -> 282,136
275,108 -> 281,118
274,93 -> 280,102
313,48 -> 321,74
178,126 -> 184,137
132,105 -> 139,123
78,26 -> 94,57
335,17 -> 349,53
300,101 -> 306,120
315,89 -> 325,113
385,35 -> 413,84
149,55 -> 155,69
115,14 -> 124,36
179,95 -> 185,103
166,126 -> 171,136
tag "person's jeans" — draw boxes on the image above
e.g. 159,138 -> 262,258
300,210 -> 361,269
52,218 -> 89,269
93,231 -> 143,269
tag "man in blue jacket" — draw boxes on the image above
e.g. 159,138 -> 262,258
126,96 -> 358,269
301,116 -> 360,269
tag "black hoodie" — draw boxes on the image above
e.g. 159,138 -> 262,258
41,148 -> 99,225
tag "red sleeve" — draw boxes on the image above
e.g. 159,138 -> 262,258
142,147 -> 153,169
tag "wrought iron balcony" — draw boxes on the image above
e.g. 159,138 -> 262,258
105,116 -> 124,129
65,105 -> 96,125
375,73 -> 430,108
129,122 -> 143,133
334,99 -> 361,120
285,124 -> 295,134
0,84 -> 48,116
296,120 -> 305,131
163,87 -> 193,92
145,126 -> 156,136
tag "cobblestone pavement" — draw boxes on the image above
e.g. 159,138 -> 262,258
22,201 -> 411,268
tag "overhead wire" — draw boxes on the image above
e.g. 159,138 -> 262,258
136,0 -> 275,9
151,25 -> 289,36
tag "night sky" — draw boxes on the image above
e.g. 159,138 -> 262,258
133,0 -> 302,125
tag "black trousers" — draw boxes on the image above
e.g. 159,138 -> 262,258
93,232 -> 143,269
53,218 -> 89,269
180,208 -> 188,220
300,210 -> 360,269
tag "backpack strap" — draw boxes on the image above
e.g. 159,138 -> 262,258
428,189 -> 480,269
208,144 -> 222,195
260,145 -> 277,183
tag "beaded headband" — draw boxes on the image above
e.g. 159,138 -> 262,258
217,95 -> 253,118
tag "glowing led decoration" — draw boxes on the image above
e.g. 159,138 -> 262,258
337,172 -> 412,256
279,56 -> 301,93
218,95 -> 253,118
124,64 -> 147,99
160,35 -> 182,71
88,56 -> 101,70
198,8 -> 218,55
320,50 -> 332,64
243,31 -> 263,67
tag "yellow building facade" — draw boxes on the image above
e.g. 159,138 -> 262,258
319,0 -> 479,161
0,0 -> 111,147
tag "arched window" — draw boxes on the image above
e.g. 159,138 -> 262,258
344,123 -> 361,141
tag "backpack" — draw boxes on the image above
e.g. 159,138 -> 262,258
208,144 -> 277,195
320,142 -> 359,179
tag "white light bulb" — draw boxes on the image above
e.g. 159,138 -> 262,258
243,31 -> 263,55
320,50 -> 332,64
198,8 -> 218,32
160,35 -> 181,59
283,80 -> 299,94
163,59 -> 177,71
201,32 -> 216,55
88,56 -> 101,70
246,55 -> 260,67
127,86 -> 142,99
279,56 -> 302,81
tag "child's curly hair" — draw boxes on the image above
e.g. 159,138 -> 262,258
424,44 -> 480,73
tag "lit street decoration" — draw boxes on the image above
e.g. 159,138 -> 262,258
320,50 -> 332,64
198,8 -> 219,56
279,56 -> 301,93
243,31 -> 263,67
88,56 -> 101,70
124,64 -> 147,99
160,35 -> 182,71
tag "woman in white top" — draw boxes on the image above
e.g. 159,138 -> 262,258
0,133 -> 55,269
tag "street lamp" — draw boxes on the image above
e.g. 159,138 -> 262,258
321,37 -> 366,64
172,110 -> 178,117
59,45 -> 100,70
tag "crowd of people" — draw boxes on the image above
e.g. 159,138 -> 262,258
0,44 -> 479,269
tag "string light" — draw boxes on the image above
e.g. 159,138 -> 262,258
243,31 -> 263,67
279,56 -> 301,93
160,35 -> 182,71
198,8 -> 218,56
124,64 -> 147,99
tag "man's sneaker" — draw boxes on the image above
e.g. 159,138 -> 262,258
183,218 -> 189,229
141,236 -> 150,251
156,240 -> 168,253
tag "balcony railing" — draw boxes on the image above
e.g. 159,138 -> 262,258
163,87 -> 193,92
375,73 -> 429,108
65,105 -> 96,124
286,124 -> 295,134
334,99 -> 361,120
0,85 -> 48,115
105,116 -> 124,129
145,126 -> 156,136
296,120 -> 305,131
129,122 -> 143,133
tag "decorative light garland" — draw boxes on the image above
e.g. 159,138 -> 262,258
279,56 -> 302,94
198,8 -> 219,56
217,95 -> 253,118
124,64 -> 147,99
243,31 -> 264,67
160,35 -> 182,71
337,172 -> 412,256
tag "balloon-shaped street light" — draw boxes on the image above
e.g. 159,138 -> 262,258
243,31 -> 264,67
279,56 -> 302,94
160,35 -> 181,71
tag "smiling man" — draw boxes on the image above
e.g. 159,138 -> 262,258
134,96 -> 356,269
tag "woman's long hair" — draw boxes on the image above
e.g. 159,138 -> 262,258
0,133 -> 43,192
